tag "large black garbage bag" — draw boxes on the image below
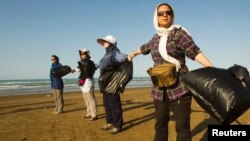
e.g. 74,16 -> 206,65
227,64 -> 250,93
181,67 -> 250,124
99,61 -> 133,94
51,65 -> 71,78
98,70 -> 114,93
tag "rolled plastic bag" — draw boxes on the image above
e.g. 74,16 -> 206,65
99,61 -> 133,94
51,65 -> 71,78
181,67 -> 250,124
78,59 -> 96,79
227,64 -> 250,93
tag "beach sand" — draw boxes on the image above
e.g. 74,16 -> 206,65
0,87 -> 250,141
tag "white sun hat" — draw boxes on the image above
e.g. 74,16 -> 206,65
79,48 -> 90,54
97,35 -> 117,45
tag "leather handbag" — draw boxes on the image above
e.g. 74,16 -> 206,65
147,63 -> 178,87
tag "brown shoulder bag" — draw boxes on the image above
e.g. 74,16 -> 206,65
147,63 -> 178,87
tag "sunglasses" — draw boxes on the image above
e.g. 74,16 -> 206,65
80,53 -> 87,55
157,11 -> 172,17
51,58 -> 55,61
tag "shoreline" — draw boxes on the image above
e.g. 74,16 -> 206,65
0,77 -> 152,96
0,86 -> 152,97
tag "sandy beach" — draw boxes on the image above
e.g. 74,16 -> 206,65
0,87 -> 250,141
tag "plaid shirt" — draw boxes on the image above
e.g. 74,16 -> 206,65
141,27 -> 201,101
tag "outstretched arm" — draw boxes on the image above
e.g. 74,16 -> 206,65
195,52 -> 214,67
128,49 -> 142,61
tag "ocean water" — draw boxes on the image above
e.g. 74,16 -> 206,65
0,77 -> 152,96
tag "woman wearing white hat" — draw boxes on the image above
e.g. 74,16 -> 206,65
96,35 -> 128,134
72,49 -> 98,121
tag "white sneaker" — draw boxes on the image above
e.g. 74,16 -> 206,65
54,111 -> 63,114
100,124 -> 112,130
110,127 -> 121,134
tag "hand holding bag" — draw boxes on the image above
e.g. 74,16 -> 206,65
147,63 -> 178,87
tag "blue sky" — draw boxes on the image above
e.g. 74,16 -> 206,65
0,0 -> 250,80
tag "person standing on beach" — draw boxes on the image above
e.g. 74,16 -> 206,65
71,49 -> 98,121
128,3 -> 213,141
96,35 -> 129,134
50,55 -> 64,114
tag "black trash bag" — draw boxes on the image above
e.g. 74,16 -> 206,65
99,61 -> 133,94
98,70 -> 114,93
227,64 -> 250,93
51,65 -> 71,78
181,67 -> 250,124
78,59 -> 96,79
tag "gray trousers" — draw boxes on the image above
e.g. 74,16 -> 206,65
52,89 -> 64,112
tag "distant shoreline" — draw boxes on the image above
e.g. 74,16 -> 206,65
0,86 -> 152,97
0,77 -> 152,96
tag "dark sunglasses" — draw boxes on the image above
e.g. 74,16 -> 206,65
51,58 -> 55,60
80,53 -> 87,55
157,11 -> 172,17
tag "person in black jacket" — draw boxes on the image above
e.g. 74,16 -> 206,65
72,49 -> 98,121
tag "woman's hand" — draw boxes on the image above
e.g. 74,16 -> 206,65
71,69 -> 75,73
128,49 -> 142,61
127,55 -> 133,61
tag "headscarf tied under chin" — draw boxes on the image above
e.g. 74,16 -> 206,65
153,3 -> 191,71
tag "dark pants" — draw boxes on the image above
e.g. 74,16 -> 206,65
103,93 -> 123,129
153,93 -> 192,141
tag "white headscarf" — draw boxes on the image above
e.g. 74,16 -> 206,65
153,3 -> 190,71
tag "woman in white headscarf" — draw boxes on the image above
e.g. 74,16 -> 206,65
129,3 -> 213,141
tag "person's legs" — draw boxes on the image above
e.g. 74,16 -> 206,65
103,93 -> 113,125
57,89 -> 64,113
172,93 -> 192,141
52,89 -> 58,112
153,94 -> 170,141
109,94 -> 123,130
82,92 -> 91,117
86,86 -> 97,118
